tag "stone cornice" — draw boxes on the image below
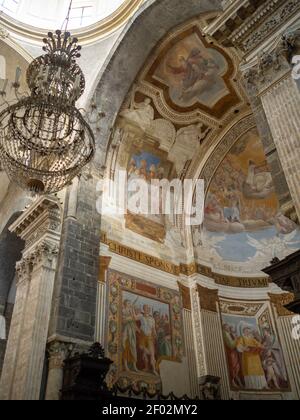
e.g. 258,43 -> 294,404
206,0 -> 272,46
206,0 -> 300,55
101,232 -> 271,288
9,195 -> 61,240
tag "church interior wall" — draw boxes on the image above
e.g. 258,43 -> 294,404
0,0 -> 300,401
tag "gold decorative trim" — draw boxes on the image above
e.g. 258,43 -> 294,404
0,0 -> 143,45
269,293 -> 295,317
101,233 -> 180,276
197,263 -> 270,288
180,263 -> 198,277
178,282 -> 192,311
99,256 -> 112,283
101,233 -> 271,288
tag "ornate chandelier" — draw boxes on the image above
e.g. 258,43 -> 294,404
0,30 -> 95,194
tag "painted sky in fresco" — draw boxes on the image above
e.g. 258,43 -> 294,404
201,129 -> 300,265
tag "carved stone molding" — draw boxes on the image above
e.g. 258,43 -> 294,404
200,115 -> 256,190
191,287 -> 207,376
9,195 -> 61,253
15,257 -> 32,285
99,256 -> 112,283
0,24 -> 9,39
243,26 -> 300,92
243,50 -> 290,93
0,196 -> 62,401
30,241 -> 59,269
207,0 -> 300,55
47,341 -> 72,370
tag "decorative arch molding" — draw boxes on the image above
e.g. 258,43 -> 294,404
199,114 -> 257,193
0,55 -> 5,79
182,114 -> 256,250
0,30 -> 33,63
91,0 -> 222,165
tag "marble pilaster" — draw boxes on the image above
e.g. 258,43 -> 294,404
0,196 -> 61,400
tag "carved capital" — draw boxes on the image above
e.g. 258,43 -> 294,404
47,341 -> 73,370
243,27 -> 300,92
269,292 -> 295,317
30,241 -> 59,268
280,27 -> 300,62
15,257 -> 32,285
243,50 -> 290,92
99,256 -> 112,283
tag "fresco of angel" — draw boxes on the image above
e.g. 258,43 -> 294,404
167,47 -> 220,100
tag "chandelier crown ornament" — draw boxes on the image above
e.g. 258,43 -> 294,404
42,30 -> 82,62
27,30 -> 85,105
0,29 -> 96,195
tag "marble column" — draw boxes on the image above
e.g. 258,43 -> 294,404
243,32 -> 300,220
45,341 -> 70,401
67,176 -> 80,220
0,196 -> 61,400
262,75 -> 300,220
243,83 -> 293,213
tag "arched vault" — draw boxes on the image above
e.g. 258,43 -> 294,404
92,0 -> 222,163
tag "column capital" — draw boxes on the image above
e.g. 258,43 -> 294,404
243,27 -> 300,93
30,241 -> 59,269
269,292 -> 295,317
47,341 -> 73,370
15,257 -> 32,285
9,195 -> 61,244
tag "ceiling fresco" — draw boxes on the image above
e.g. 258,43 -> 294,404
193,128 -> 300,272
104,20 -> 299,276
145,27 -> 240,119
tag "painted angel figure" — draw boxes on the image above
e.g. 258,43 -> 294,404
168,48 -> 220,98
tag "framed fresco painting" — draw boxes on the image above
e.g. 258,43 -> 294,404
125,141 -> 175,243
146,26 -> 240,118
219,300 -> 290,393
106,270 -> 184,391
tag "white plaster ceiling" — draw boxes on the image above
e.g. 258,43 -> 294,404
0,0 -> 126,29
